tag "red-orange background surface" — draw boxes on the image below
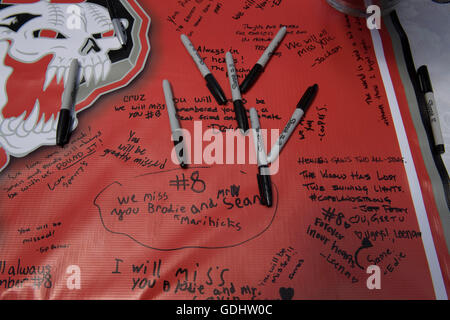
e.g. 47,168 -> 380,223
0,0 -> 448,299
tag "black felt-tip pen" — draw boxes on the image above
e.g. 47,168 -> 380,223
163,79 -> 188,168
106,0 -> 127,47
417,65 -> 445,154
180,34 -> 227,105
249,108 -> 272,207
56,59 -> 80,147
240,26 -> 287,93
225,51 -> 249,132
267,84 -> 318,163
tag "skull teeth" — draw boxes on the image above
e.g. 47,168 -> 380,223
45,55 -> 112,90
34,114 -> 46,133
9,111 -> 26,131
24,100 -> 40,132
43,114 -> 55,133
102,60 -> 111,81
0,118 -> 14,135
64,68 -> 70,88
57,67 -> 66,84
94,63 -> 103,85
0,110 -> 59,157
53,113 -> 59,131
84,65 -> 93,86
80,58 -> 112,85
0,100 -> 59,139
16,121 -> 29,138
44,67 -> 58,91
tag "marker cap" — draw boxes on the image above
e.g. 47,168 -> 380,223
233,100 -> 249,132
297,84 -> 318,112
257,26 -> 287,67
240,63 -> 263,94
112,19 -> 127,46
436,144 -> 445,154
205,73 -> 227,105
257,167 -> 273,207
56,109 -> 73,147
225,51 -> 242,101
173,136 -> 187,169
181,34 -> 211,77
418,65 -> 433,93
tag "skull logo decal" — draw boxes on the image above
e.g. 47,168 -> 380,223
0,0 -> 151,172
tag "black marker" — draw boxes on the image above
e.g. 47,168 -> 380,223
106,0 -> 127,47
225,51 -> 249,132
417,65 -> 445,154
250,108 -> 272,207
267,84 -> 318,163
180,34 -> 227,105
240,27 -> 287,93
56,59 -> 80,147
163,79 -> 188,168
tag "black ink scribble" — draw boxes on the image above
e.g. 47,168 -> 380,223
93,167 -> 278,251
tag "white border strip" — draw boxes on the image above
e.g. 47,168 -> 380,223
370,28 -> 447,300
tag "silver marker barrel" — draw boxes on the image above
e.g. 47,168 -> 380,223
163,80 -> 187,168
250,108 -> 272,207
267,84 -> 318,163
226,52 -> 249,132
418,65 -> 445,154
56,59 -> 80,147
180,34 -> 227,105
61,59 -> 80,111
112,19 -> 127,47
180,34 -> 211,77
267,108 -> 304,164
240,27 -> 287,93
106,0 -> 127,46
257,26 -> 287,67
249,108 -> 268,168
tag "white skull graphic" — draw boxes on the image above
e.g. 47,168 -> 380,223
0,0 -> 128,158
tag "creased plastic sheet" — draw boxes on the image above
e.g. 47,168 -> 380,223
0,0 -> 448,300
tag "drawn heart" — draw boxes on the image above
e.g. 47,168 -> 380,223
279,287 -> 294,300
362,237 -> 373,248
